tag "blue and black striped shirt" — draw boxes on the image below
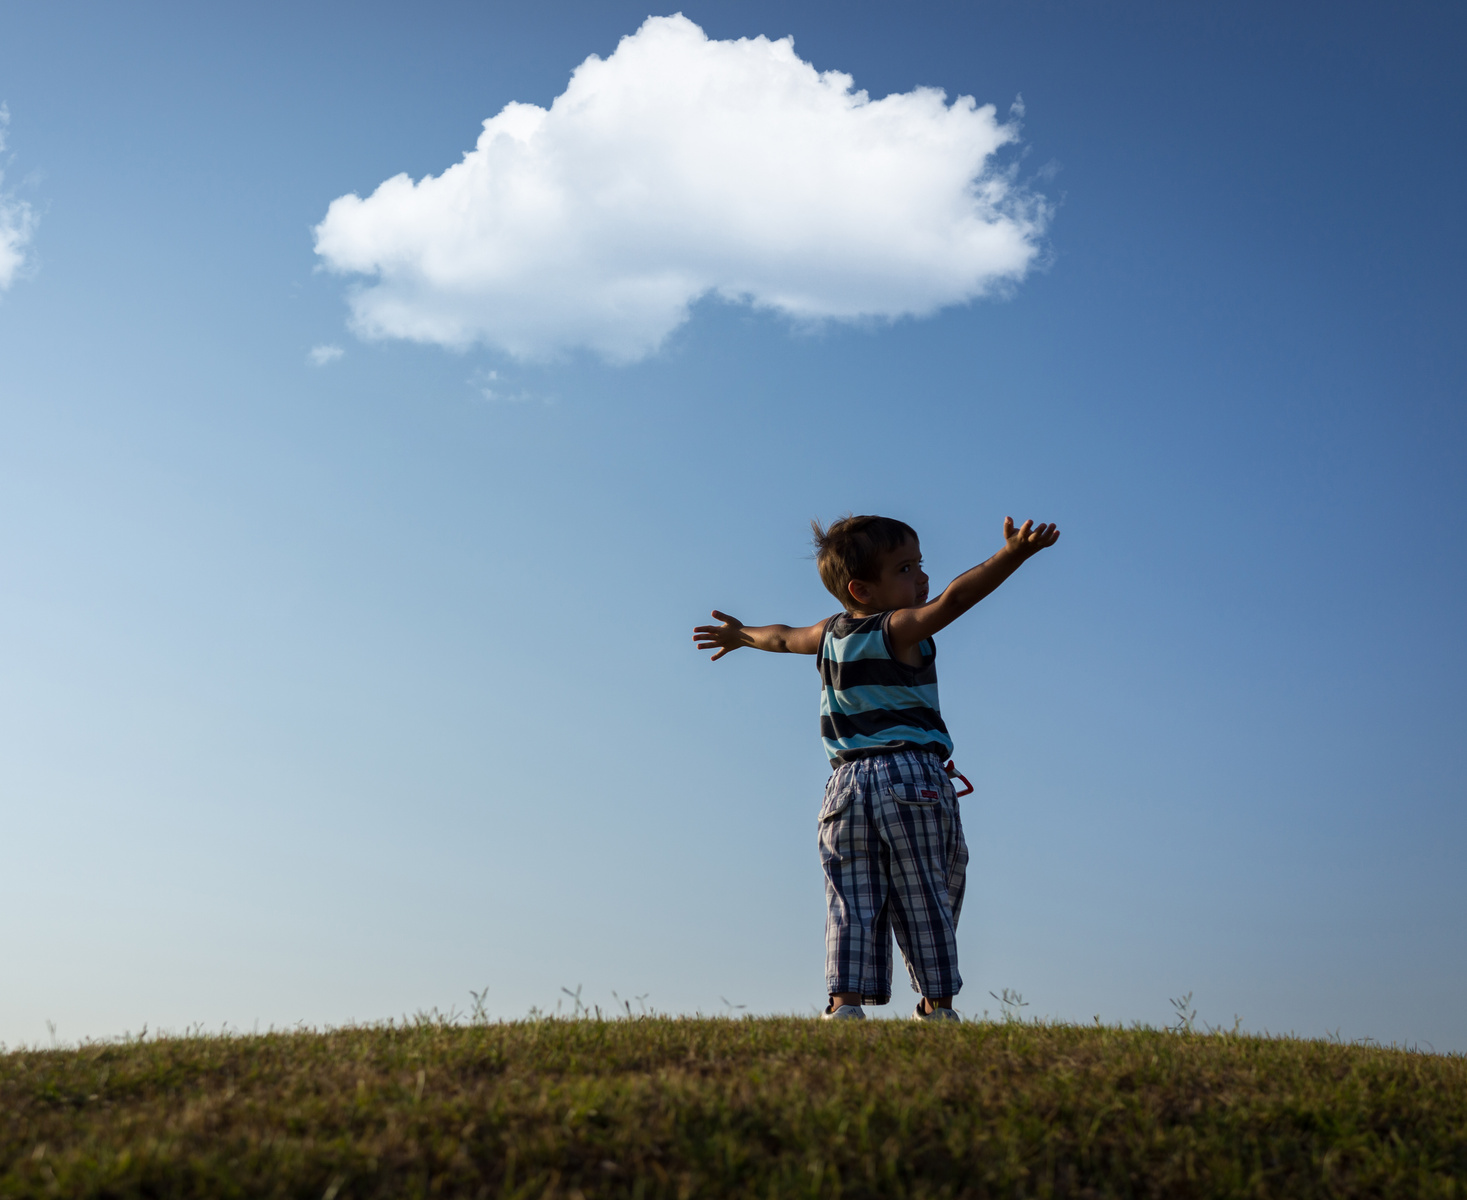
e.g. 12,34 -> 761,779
817,612 -> 954,766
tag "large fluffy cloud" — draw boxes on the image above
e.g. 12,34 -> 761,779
0,106 -> 37,291
314,14 -> 1047,362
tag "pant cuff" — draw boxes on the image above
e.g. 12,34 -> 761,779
828,985 -> 892,1006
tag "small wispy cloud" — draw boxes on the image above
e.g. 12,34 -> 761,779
470,368 -> 547,404
0,104 -> 38,291
314,14 -> 1048,363
308,344 -> 344,366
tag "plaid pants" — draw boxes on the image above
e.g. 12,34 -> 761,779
819,750 -> 969,1005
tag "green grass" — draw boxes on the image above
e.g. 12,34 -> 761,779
3,1016 -> 1464,1198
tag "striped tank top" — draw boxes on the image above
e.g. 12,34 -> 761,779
817,611 -> 954,766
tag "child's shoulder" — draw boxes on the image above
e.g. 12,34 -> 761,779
828,610 -> 904,638
828,610 -> 886,631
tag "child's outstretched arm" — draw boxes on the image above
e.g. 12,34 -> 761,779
693,611 -> 827,661
888,517 -> 1061,654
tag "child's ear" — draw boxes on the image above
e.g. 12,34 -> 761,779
847,579 -> 870,606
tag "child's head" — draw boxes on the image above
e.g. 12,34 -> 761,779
811,514 -> 923,613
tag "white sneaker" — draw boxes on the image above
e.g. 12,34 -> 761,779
912,1003 -> 961,1023
822,1004 -> 866,1020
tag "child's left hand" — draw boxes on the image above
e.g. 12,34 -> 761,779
693,611 -> 750,660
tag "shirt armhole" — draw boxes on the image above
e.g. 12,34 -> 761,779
815,614 -> 836,669
880,612 -> 936,671
879,610 -> 898,662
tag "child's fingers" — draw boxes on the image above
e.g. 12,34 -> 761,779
710,609 -> 738,624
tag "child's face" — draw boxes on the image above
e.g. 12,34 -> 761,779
849,537 -> 929,613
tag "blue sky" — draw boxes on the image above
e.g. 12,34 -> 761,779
2,0 -> 1464,1049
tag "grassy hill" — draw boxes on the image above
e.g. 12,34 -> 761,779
3,1015 -> 1463,1198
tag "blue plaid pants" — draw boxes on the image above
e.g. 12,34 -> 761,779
819,750 -> 969,1005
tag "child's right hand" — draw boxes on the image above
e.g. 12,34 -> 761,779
1003,516 -> 1061,559
693,611 -> 748,661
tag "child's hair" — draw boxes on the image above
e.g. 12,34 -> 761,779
811,514 -> 919,610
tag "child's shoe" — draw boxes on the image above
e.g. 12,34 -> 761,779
822,1003 -> 866,1020
912,1002 -> 961,1023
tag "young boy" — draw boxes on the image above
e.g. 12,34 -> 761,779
693,514 -> 1060,1021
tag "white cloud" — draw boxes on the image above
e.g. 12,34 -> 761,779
308,343 -> 344,365
314,14 -> 1047,362
0,105 -> 38,291
470,368 -> 546,404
